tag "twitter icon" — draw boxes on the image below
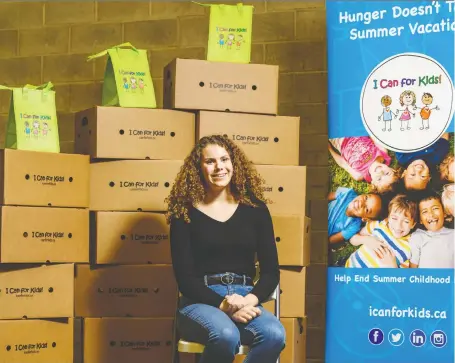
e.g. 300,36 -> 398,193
388,329 -> 405,347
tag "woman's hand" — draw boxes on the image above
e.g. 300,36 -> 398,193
224,293 -> 248,311
230,305 -> 262,324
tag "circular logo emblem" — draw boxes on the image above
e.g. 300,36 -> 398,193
430,330 -> 447,348
368,328 -> 384,345
360,53 -> 454,152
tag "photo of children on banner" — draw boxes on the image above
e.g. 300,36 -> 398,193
328,133 -> 454,269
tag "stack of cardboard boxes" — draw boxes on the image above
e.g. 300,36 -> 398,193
0,149 -> 90,363
74,106 -> 195,363
163,58 -> 311,363
0,57 -> 310,363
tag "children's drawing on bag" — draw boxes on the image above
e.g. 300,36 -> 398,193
236,34 -> 245,50
139,78 -> 145,93
395,90 -> 416,131
218,34 -> 225,48
42,122 -> 50,136
226,33 -> 235,49
24,121 -> 31,138
123,77 -> 129,92
378,95 -> 396,132
413,92 -> 440,130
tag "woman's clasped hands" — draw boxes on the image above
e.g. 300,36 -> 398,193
220,293 -> 261,323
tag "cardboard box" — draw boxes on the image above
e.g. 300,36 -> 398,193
264,267 -> 306,318
0,264 -> 75,319
0,264 -> 177,319
256,165 -> 307,215
197,111 -> 299,166
0,318 -> 82,363
0,149 -> 89,208
0,206 -> 89,263
83,318 -> 174,363
280,318 -> 307,363
272,214 -> 311,267
163,58 -> 279,115
75,264 -> 177,318
74,107 -> 195,160
90,160 -> 182,211
92,211 -> 171,264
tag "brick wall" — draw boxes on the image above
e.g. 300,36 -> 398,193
0,1 -> 328,362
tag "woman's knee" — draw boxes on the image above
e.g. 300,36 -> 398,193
210,325 -> 241,348
262,321 -> 286,349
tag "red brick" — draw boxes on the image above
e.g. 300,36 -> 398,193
153,78 -> 163,108
0,89 -> 12,114
45,2 -> 95,25
97,1 -> 150,22
0,57 -> 42,86
309,199 -> 328,230
43,54 -> 94,83
306,264 -> 327,296
69,83 -> 102,112
267,1 -> 324,11
306,294 -> 326,328
178,16 -> 209,47
60,141 -> 75,154
94,57 -> 107,81
251,43 -> 264,64
279,103 -> 328,135
57,112 -> 75,142
0,30 -> 17,58
306,327 -> 326,360
307,166 -> 329,199
19,27 -> 69,57
252,12 -> 294,42
148,47 -> 206,78
294,73 -> 327,103
124,19 -> 178,49
278,73 -> 294,104
0,2 -> 43,30
265,41 -> 326,72
151,2 -> 205,18
53,84 -> 71,113
310,231 -> 328,264
300,134 -> 328,167
296,9 -> 326,41
71,23 -> 122,54
0,114 -> 7,146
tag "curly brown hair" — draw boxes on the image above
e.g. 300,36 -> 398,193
165,134 -> 269,224
439,154 -> 454,182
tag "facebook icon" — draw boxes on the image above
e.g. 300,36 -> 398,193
410,329 -> 426,347
368,328 -> 384,345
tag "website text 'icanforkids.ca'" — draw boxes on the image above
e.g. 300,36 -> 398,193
369,306 -> 448,319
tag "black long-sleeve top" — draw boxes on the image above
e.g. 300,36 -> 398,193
170,201 -> 280,307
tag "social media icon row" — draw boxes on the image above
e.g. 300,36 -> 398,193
368,328 -> 447,348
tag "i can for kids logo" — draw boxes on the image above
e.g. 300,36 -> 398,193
360,53 -> 454,152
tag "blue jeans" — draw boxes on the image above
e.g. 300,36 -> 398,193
177,274 -> 286,363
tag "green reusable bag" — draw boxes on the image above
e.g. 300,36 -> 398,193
197,2 -> 254,64
88,42 -> 157,108
0,82 -> 60,153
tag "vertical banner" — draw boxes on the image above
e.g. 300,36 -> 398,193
326,2 -> 455,363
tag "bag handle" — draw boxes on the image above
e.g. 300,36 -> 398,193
87,42 -> 139,61
192,1 -> 252,12
0,82 -> 54,92
23,81 -> 54,91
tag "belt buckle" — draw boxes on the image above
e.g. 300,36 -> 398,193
220,273 -> 234,285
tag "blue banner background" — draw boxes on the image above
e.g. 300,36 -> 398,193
327,0 -> 455,139
326,268 -> 454,363
326,1 -> 455,362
